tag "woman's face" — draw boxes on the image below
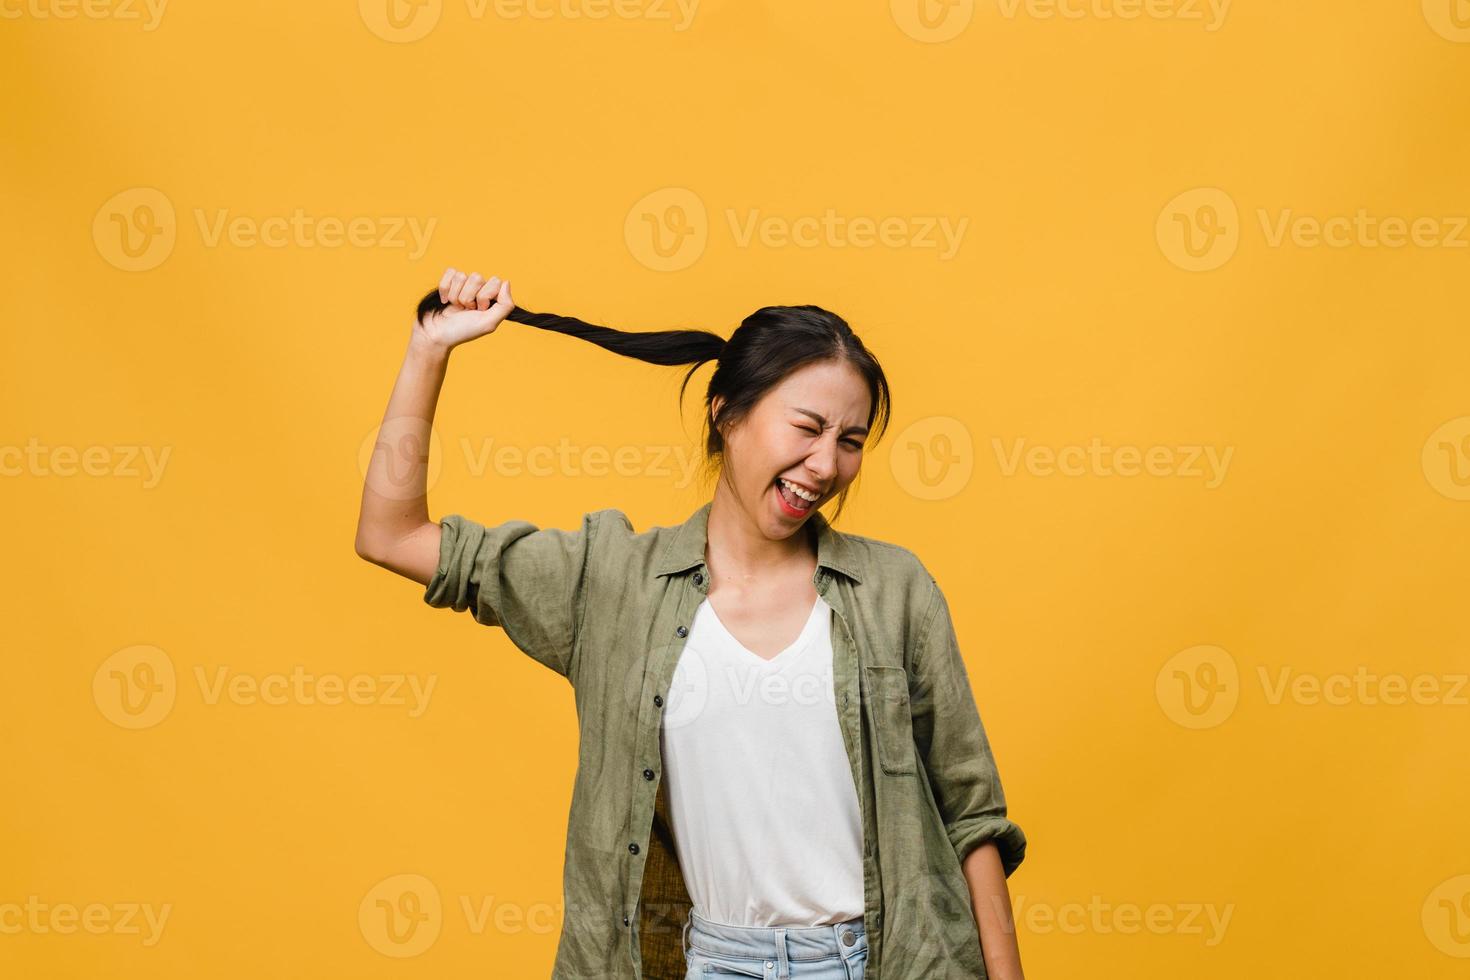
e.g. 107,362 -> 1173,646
713,358 -> 871,538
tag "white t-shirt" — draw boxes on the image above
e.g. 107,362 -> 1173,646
659,593 -> 865,927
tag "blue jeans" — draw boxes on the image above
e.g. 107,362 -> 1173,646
681,908 -> 868,980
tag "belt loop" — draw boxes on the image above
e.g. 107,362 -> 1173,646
774,925 -> 789,980
682,913 -> 692,957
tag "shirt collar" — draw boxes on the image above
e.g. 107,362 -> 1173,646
653,500 -> 864,585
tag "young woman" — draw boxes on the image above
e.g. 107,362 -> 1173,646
355,268 -> 1028,980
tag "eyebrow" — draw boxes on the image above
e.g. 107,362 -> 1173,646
794,407 -> 869,437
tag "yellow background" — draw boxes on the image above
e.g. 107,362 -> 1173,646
4,0 -> 1468,976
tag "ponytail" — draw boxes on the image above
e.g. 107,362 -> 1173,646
416,286 -> 730,404
416,287 -> 893,525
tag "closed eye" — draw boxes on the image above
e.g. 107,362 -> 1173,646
797,424 -> 864,449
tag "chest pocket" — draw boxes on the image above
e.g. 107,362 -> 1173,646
863,664 -> 917,775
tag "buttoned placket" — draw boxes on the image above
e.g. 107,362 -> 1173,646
623,560 -> 883,978
622,562 -> 710,938
822,570 -> 885,978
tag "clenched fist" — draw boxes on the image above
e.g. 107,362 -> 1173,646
414,267 -> 516,350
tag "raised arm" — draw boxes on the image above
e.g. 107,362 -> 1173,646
353,268 -> 516,585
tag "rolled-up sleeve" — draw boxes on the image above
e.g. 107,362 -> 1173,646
909,577 -> 1027,876
423,511 -> 601,680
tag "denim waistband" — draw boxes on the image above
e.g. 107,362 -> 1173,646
682,907 -> 867,964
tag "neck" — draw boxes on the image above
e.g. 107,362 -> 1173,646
705,479 -> 817,585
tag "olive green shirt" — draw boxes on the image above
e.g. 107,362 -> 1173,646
423,500 -> 1026,979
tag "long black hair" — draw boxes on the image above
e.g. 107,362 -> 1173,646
417,289 -> 891,524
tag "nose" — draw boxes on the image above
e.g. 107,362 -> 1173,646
805,437 -> 837,487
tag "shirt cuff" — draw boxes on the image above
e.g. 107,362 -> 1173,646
949,814 -> 1027,877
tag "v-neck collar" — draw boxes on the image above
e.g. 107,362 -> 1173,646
698,594 -> 827,668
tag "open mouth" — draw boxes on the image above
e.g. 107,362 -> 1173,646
774,477 -> 819,516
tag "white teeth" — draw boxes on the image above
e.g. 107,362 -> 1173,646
779,478 -> 819,502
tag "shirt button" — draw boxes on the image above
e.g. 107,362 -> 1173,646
676,625 -> 688,637
842,930 -> 855,946
642,768 -> 655,780
653,694 -> 663,707
693,572 -> 703,585
628,842 -> 640,854
623,913 -> 630,926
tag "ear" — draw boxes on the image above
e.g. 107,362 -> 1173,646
709,395 -> 724,429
